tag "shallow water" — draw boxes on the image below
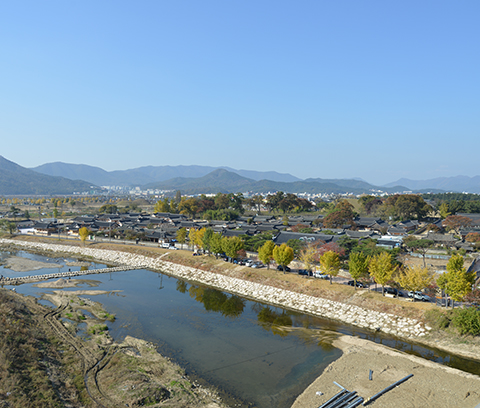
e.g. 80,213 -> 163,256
3,250 -> 480,407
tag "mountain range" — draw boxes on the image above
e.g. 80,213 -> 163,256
1,155 -> 480,195
0,156 -> 93,195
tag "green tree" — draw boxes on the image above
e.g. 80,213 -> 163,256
203,228 -> 214,255
437,254 -> 475,308
319,251 -> 341,284
79,227 -> 90,246
369,252 -> 396,295
176,227 -> 187,247
209,232 -> 224,257
221,236 -> 244,260
178,197 -> 199,219
273,243 -> 294,273
403,237 -> 434,267
258,240 -> 276,270
0,220 -> 16,234
348,252 -> 369,290
438,202 -> 451,219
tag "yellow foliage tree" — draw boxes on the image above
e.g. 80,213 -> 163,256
398,265 -> 433,300
78,227 -> 90,246
320,250 -> 341,284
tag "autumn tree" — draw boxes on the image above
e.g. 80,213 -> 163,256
178,198 -> 199,219
369,252 -> 396,295
438,203 -> 451,219
154,198 -> 171,213
258,240 -> 276,269
320,250 -> 341,284
442,215 -> 472,235
322,200 -> 356,228
348,252 -> 369,290
273,243 -> 294,273
397,265 -> 434,300
299,244 -> 317,272
79,227 -> 90,246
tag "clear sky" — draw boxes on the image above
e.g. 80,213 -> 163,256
1,1 -> 479,186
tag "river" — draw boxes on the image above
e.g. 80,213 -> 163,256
2,249 -> 480,407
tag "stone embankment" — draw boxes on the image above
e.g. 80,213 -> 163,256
0,239 -> 430,338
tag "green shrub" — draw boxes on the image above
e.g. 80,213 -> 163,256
451,307 -> 480,336
425,309 -> 451,330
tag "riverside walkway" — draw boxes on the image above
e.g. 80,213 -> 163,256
0,265 -> 143,285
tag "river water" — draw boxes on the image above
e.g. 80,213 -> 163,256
2,249 -> 480,407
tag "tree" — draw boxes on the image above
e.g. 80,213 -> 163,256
176,227 -> 187,247
258,240 -> 276,269
178,198 -> 199,219
154,198 -> 170,213
299,244 -> 317,272
79,227 -> 90,246
323,200 -> 356,228
368,252 -> 396,295
221,236 -> 244,260
382,194 -> 431,220
348,252 -> 369,290
319,251 -> 341,284
397,265 -> 434,300
203,228 -> 214,255
437,254 -> 475,308
0,220 -> 16,235
209,232 -> 224,258
273,243 -> 294,273
438,203 -> 451,219
442,215 -> 472,235
403,237 -> 434,267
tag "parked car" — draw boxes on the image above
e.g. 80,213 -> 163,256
298,269 -> 311,276
251,262 -> 264,268
347,280 -> 368,288
384,287 -> 402,297
407,291 -> 430,301
168,245 -> 178,250
277,265 -> 291,272
313,271 -> 329,279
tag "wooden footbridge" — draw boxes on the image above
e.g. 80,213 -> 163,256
0,265 -> 144,285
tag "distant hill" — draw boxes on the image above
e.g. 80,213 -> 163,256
0,156 -> 94,195
144,169 -> 412,195
384,176 -> 480,194
32,162 -> 301,186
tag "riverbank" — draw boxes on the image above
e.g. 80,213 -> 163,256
292,335 -> 480,408
0,285 -> 227,408
2,236 -> 480,407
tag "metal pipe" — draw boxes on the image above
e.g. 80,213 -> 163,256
318,390 -> 348,408
326,391 -> 356,408
345,397 -> 364,408
363,374 -> 414,406
336,393 -> 360,408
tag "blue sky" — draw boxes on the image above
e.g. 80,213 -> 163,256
1,1 -> 479,185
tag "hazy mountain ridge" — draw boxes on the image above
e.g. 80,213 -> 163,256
0,156 -> 94,195
145,169 -> 413,195
384,176 -> 480,194
32,162 -> 301,186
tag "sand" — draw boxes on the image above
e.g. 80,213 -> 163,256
4,255 -> 62,272
292,335 -> 480,408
